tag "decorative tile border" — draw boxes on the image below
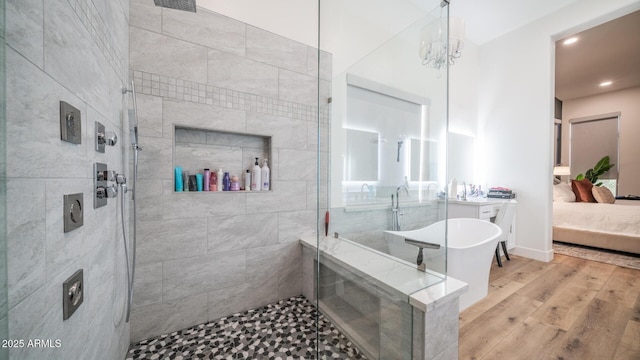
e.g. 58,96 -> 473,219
132,70 -> 329,123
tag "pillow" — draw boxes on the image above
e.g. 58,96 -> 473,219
553,182 -> 576,202
592,186 -> 615,204
571,179 -> 596,203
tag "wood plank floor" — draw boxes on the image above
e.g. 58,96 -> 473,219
459,253 -> 640,360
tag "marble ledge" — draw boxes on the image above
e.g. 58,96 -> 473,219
409,277 -> 467,313
300,236 -> 467,313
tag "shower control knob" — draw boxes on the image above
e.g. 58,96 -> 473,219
98,131 -> 118,146
96,184 -> 117,199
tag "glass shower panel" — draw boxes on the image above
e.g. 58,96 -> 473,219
0,0 -> 8,358
318,0 -> 449,359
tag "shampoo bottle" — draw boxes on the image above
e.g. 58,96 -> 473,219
209,171 -> 217,191
204,169 -> 210,191
183,171 -> 190,192
175,166 -> 183,192
251,158 -> 261,191
261,159 -> 270,191
244,170 -> 251,191
223,172 -> 230,191
216,168 -> 223,191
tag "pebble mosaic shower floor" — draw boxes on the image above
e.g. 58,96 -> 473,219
126,296 -> 367,360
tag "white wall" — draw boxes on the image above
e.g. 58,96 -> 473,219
476,0 -> 640,261
562,86 -> 640,196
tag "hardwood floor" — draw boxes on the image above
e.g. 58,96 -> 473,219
458,253 -> 640,360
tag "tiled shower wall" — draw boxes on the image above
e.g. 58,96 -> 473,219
128,0 -> 331,342
4,0 -> 130,359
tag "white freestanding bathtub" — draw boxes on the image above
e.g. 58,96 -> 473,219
385,218 -> 502,311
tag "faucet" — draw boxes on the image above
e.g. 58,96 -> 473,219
461,181 -> 467,201
391,184 -> 410,231
361,183 -> 370,200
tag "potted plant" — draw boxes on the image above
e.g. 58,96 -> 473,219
575,155 -> 615,186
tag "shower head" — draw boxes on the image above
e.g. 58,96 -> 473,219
154,0 -> 196,12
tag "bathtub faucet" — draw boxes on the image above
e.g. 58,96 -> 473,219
361,183 -> 370,200
391,185 -> 410,231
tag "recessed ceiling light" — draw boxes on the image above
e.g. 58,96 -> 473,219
599,81 -> 612,87
563,37 -> 578,45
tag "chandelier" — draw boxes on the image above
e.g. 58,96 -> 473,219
419,15 -> 465,69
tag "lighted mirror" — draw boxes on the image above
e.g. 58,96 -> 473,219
345,128 -> 379,181
410,138 -> 438,182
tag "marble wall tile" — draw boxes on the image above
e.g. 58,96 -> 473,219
6,0 -> 44,69
278,69 -> 318,106
246,242 -> 300,283
278,148 -> 317,181
134,179 -> 163,222
175,142 -> 243,178
246,112 -> 308,150
305,47 -> 333,82
163,7 -> 245,56
163,99 -> 247,137
162,250 -> 246,301
421,297 -> 459,358
278,256 -> 302,299
130,26 -> 208,83
130,293 -> 208,343
136,93 -> 163,138
44,0 -> 111,117
129,0 -> 161,33
132,262 -> 163,308
137,136 -> 172,180
176,128 -> 207,144
245,181 -> 307,214
206,131 -> 268,149
6,48 -> 88,178
8,268 -> 71,360
208,49 -> 279,99
279,210 -> 316,243
45,179 -> 108,281
301,246 -> 316,302
207,213 -> 278,254
246,25 -> 307,75
6,179 -> 46,309
137,217 -> 207,265
162,181 -> 247,219
207,276 -> 279,321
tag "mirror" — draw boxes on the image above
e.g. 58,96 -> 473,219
448,132 -> 474,183
410,138 -> 438,182
345,128 -> 379,181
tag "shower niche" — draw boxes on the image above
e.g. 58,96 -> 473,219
173,126 -> 272,192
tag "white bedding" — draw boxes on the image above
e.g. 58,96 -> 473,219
553,200 -> 640,237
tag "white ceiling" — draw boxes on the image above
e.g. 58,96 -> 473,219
449,0 -> 577,45
197,1 -> 640,100
555,10 -> 640,101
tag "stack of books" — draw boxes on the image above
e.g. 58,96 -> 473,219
487,187 -> 516,199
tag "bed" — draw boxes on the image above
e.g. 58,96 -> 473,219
552,199 -> 640,254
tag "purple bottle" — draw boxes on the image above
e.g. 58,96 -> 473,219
204,169 -> 210,191
223,172 -> 230,191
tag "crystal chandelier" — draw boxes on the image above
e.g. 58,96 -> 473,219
419,15 -> 465,69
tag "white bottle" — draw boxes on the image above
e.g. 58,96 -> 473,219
250,158 -> 261,191
448,178 -> 457,199
244,170 -> 251,191
261,159 -> 270,191
216,168 -> 223,192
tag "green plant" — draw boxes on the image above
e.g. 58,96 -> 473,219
575,155 -> 615,186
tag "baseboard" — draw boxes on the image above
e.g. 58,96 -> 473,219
511,245 -> 554,262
